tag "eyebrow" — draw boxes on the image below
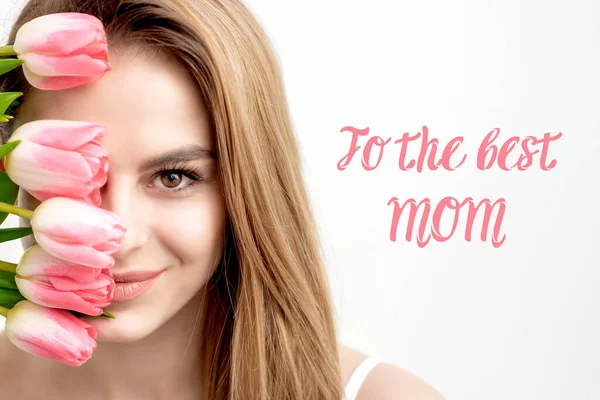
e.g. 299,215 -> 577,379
139,145 -> 216,172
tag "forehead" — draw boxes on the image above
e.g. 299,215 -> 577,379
15,48 -> 212,166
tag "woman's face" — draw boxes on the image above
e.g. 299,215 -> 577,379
13,48 -> 227,342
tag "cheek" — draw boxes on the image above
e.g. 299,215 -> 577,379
156,194 -> 227,273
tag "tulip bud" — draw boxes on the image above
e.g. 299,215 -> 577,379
15,245 -> 115,316
4,300 -> 97,367
3,120 -> 108,207
30,197 -> 126,269
13,12 -> 111,90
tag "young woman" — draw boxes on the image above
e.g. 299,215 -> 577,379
0,0 -> 444,399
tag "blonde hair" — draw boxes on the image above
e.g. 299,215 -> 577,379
0,0 -> 343,398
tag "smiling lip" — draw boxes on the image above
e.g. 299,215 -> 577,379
112,270 -> 165,302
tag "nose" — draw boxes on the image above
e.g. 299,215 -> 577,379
98,177 -> 149,260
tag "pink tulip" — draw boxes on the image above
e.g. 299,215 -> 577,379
13,12 -> 111,90
4,300 -> 97,367
30,197 -> 126,269
3,120 -> 108,207
15,245 -> 115,316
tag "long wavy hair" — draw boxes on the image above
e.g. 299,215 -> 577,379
0,0 -> 342,398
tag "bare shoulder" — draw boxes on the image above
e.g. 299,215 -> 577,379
339,344 -> 445,400
356,362 -> 446,400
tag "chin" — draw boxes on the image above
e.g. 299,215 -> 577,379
85,289 -> 204,343
85,310 -> 162,343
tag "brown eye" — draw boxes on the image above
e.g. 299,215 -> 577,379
150,167 -> 204,195
160,172 -> 183,188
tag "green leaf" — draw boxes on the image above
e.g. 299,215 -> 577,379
0,270 -> 17,290
0,288 -> 25,309
0,59 -> 23,76
0,227 -> 32,243
70,309 -> 116,319
0,140 -> 20,158
0,92 -> 22,116
0,170 -> 19,225
5,100 -> 20,115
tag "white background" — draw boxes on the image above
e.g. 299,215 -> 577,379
1,1 -> 599,399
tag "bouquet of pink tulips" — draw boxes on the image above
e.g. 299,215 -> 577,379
0,13 -> 124,367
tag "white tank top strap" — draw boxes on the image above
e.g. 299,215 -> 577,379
343,355 -> 385,400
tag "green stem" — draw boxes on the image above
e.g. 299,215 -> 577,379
0,305 -> 9,318
0,46 -> 17,57
0,261 -> 17,274
0,201 -> 33,220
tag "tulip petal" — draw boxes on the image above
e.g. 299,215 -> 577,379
4,301 -> 97,366
13,12 -> 110,91
3,121 -> 108,204
18,53 -> 110,77
60,12 -> 104,32
10,180 -> 95,203
13,13 -> 105,55
31,198 -> 125,246
12,337 -> 87,366
15,278 -> 104,316
93,239 -> 122,253
33,233 -> 114,269
10,120 -> 107,154
50,304 -> 98,340
9,141 -> 94,180
77,140 -> 109,158
26,188 -> 100,207
18,259 -> 103,282
48,274 -> 113,290
21,66 -> 102,91
15,247 -> 115,314
84,157 -> 102,177
36,221 -> 118,247
28,198 -> 124,267
90,190 -> 103,208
